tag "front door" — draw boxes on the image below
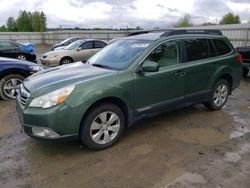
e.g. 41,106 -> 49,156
75,41 -> 97,61
133,40 -> 186,112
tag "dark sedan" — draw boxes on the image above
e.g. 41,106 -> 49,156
0,57 -> 41,100
0,40 -> 37,63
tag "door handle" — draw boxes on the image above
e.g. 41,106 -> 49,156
174,71 -> 185,77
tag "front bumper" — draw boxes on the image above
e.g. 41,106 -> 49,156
16,97 -> 82,141
40,58 -> 59,67
22,124 -> 78,141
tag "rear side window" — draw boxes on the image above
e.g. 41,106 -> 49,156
0,42 -> 18,49
213,39 -> 232,56
94,41 -> 106,48
185,39 -> 211,62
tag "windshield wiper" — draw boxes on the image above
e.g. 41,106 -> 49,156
92,64 -> 114,70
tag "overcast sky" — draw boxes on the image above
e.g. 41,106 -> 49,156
1,0 -> 250,29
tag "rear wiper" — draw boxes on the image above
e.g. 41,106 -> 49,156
92,64 -> 114,70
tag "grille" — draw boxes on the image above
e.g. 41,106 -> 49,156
17,84 -> 30,107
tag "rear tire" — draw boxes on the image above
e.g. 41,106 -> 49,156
204,79 -> 230,111
242,68 -> 249,78
0,74 -> 25,100
80,103 -> 125,150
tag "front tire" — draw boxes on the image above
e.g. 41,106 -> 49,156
80,103 -> 125,150
59,57 -> 73,65
0,74 -> 24,100
204,79 -> 230,111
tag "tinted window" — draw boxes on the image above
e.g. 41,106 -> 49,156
213,39 -> 232,56
145,41 -> 179,67
94,41 -> 106,48
0,42 -> 18,49
81,41 -> 94,49
185,39 -> 210,62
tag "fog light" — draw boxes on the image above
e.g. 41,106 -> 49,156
32,127 -> 60,138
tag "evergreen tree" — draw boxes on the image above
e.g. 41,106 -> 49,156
0,25 -> 7,32
17,10 -> 33,31
6,17 -> 17,31
40,11 -> 47,32
33,11 -> 41,32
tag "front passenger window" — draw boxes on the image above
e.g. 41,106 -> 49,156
145,41 -> 179,68
80,41 -> 94,49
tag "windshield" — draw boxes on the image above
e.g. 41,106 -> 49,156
60,38 -> 72,44
64,40 -> 83,50
88,39 -> 150,70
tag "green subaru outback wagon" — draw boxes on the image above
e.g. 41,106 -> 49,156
16,29 -> 242,150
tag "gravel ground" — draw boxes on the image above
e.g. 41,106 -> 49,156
0,46 -> 250,187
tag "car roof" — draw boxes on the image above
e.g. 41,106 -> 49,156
74,39 -> 107,43
0,40 -> 17,43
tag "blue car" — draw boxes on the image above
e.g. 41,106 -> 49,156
0,40 -> 37,62
0,57 -> 41,100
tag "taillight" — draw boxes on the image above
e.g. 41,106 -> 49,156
236,53 -> 243,63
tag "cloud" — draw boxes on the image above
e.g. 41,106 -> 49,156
0,0 -> 250,28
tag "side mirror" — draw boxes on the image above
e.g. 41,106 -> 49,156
76,47 -> 81,51
141,60 -> 159,73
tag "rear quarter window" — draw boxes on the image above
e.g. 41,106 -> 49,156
94,41 -> 107,48
213,39 -> 232,56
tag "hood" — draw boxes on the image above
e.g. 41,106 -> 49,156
23,62 -> 116,94
43,49 -> 71,57
0,57 -> 37,66
54,46 -> 65,51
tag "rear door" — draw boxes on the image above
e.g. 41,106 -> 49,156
182,38 -> 217,101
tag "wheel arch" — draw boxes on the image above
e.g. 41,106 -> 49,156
0,69 -> 29,80
216,73 -> 233,94
79,96 -> 130,134
59,56 -> 74,65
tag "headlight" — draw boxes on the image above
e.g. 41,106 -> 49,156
51,54 -> 58,58
29,65 -> 42,72
29,85 -> 75,108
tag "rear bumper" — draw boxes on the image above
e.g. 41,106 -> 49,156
242,62 -> 250,70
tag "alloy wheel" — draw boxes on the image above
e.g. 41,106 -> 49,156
90,111 -> 121,144
17,55 -> 26,60
213,83 -> 228,107
3,78 -> 22,99
62,59 -> 72,64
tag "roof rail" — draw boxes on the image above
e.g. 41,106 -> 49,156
160,29 -> 223,37
127,29 -> 171,36
127,29 -> 223,37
